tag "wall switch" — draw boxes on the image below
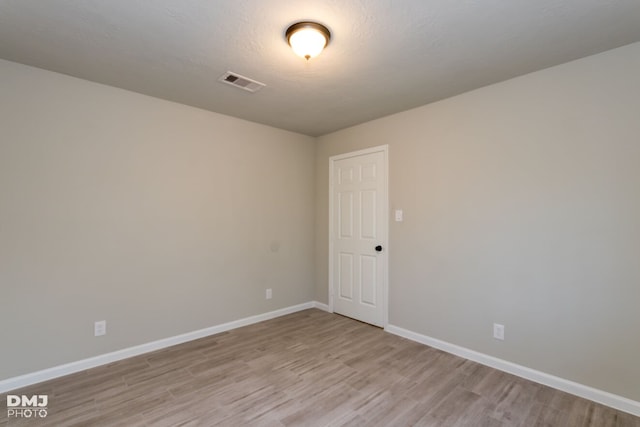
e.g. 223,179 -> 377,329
266,288 -> 272,300
394,209 -> 404,222
94,320 -> 106,337
493,323 -> 505,341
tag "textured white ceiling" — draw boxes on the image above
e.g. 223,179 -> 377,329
1,0 -> 639,136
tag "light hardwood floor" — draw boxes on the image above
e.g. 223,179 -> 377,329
1,309 -> 638,426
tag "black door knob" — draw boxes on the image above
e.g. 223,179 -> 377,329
375,245 -> 383,252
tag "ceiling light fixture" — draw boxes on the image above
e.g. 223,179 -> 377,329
286,21 -> 331,60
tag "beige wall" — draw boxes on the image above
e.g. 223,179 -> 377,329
315,42 -> 640,401
0,59 -> 315,380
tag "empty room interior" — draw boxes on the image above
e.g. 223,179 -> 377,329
1,1 -> 639,426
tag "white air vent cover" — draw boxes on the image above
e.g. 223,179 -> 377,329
218,71 -> 266,93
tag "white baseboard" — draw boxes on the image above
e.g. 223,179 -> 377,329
0,302 -> 316,394
312,301 -> 330,312
385,324 -> 640,417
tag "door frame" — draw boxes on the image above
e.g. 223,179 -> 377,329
328,144 -> 389,327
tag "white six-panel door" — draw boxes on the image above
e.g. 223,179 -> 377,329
330,146 -> 388,327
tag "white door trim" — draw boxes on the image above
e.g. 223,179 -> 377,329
328,144 -> 389,327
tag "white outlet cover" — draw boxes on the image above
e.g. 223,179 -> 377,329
394,209 -> 403,222
266,289 -> 272,300
493,323 -> 505,340
94,320 -> 106,337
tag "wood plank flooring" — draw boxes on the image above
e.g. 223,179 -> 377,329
1,309 -> 638,426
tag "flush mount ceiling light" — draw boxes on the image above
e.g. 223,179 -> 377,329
286,21 -> 331,60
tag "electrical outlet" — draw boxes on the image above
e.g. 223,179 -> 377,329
94,320 -> 106,337
493,323 -> 505,341
266,288 -> 272,300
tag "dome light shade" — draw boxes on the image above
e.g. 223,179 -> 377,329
286,22 -> 331,60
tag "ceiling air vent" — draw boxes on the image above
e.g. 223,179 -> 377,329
218,71 -> 266,93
